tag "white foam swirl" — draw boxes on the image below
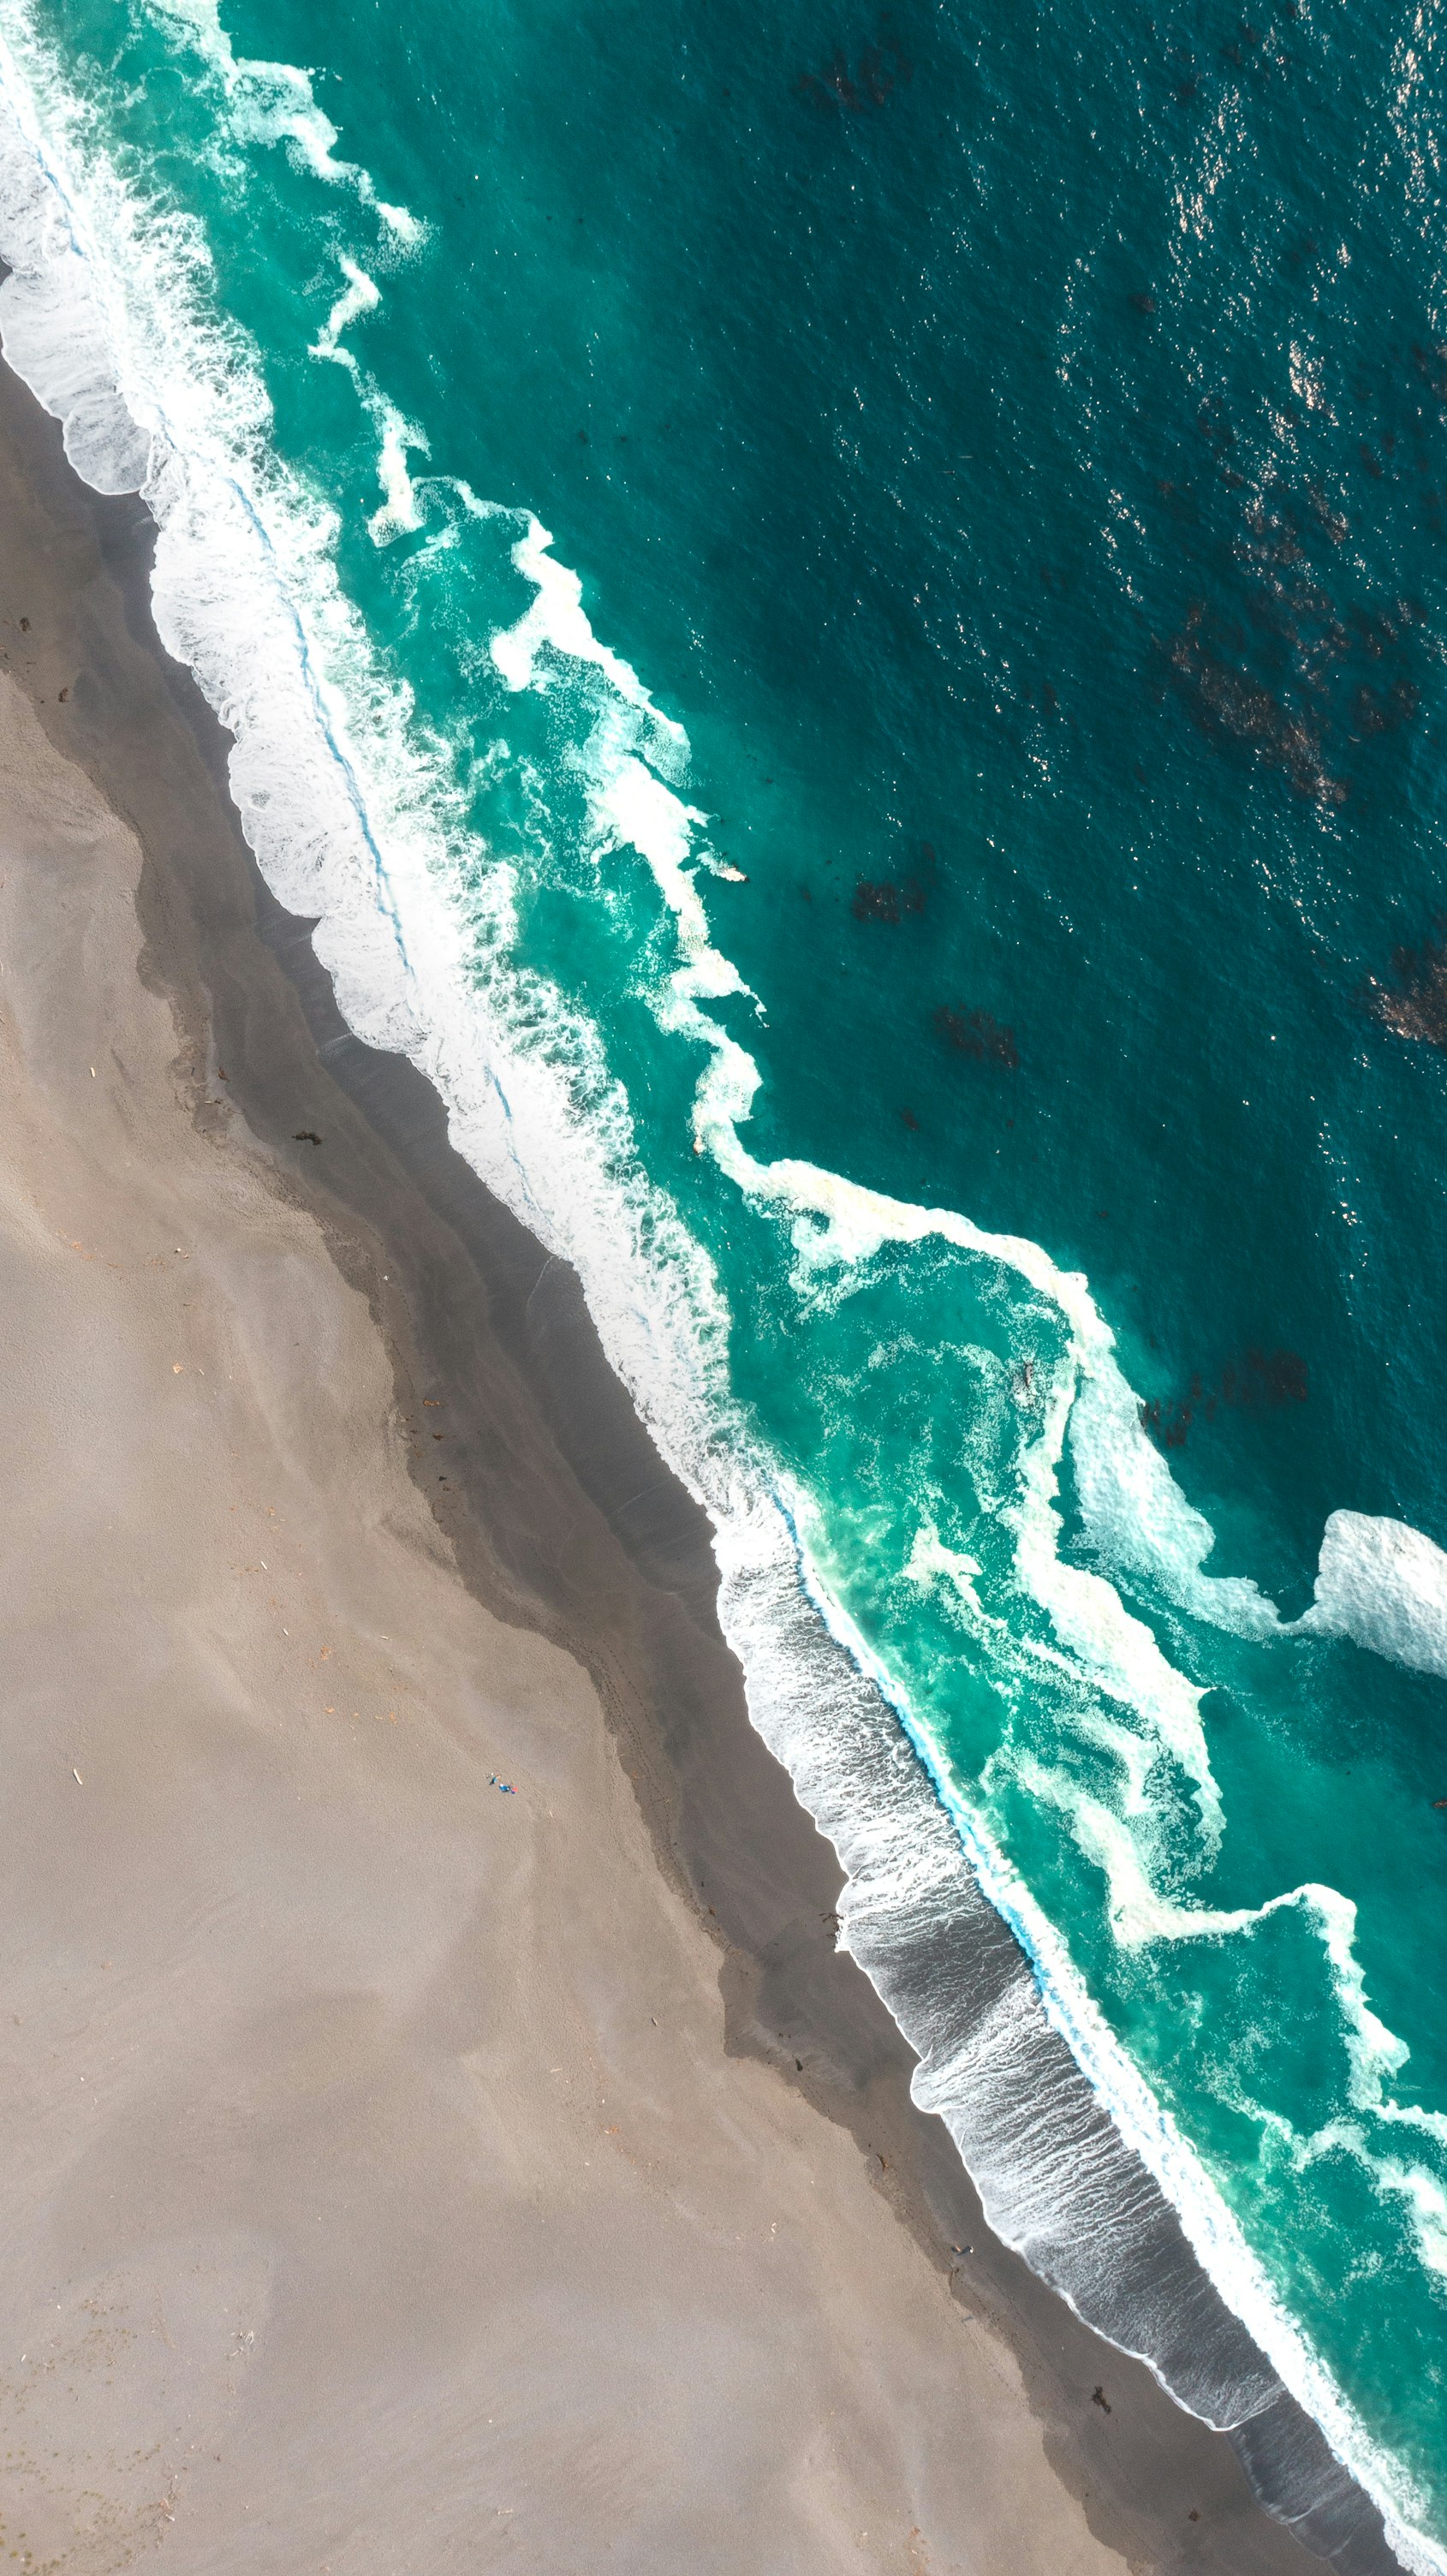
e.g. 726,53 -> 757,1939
140,0 -> 426,245
1301,1510 -> 1447,1679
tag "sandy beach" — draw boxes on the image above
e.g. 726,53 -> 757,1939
0,352 -> 1355,2574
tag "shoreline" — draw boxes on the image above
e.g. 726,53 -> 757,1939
0,343 -> 1390,2572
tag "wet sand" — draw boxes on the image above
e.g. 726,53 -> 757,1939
0,350 -> 1355,2573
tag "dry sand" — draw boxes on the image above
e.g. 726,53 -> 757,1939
0,357 -> 1349,2575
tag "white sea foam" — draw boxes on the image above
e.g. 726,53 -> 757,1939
309,253 -> 379,361
0,10 -> 1438,2563
1300,1509 -> 1447,1678
1067,1349 -> 1284,1635
140,0 -> 426,247
305,253 -> 427,547
903,1520 -> 985,1614
491,516 -> 690,777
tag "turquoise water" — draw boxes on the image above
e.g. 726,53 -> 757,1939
3,0 -> 1447,2549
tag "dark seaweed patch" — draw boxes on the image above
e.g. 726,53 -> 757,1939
1140,1348 -> 1307,1448
853,875 -> 926,922
932,1005 -> 1019,1069
795,13 -> 913,110
1362,923 -> 1447,1050
1149,319 -> 1438,802
1353,678 -> 1419,736
1160,599 -> 1347,803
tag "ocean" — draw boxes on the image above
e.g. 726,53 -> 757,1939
1,0 -> 1444,2555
